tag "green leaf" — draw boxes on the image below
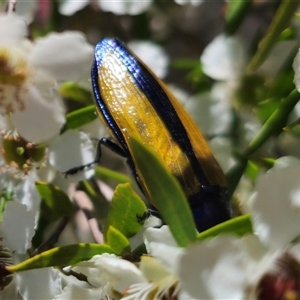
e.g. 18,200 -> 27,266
7,243 -> 114,272
245,160 -> 261,183
261,157 -> 276,168
95,166 -> 133,184
106,226 -> 131,255
225,0 -> 253,35
104,183 -> 147,239
35,181 -> 72,218
197,214 -> 252,241
59,82 -> 93,104
62,105 -> 97,132
128,137 -> 197,247
248,0 -> 300,71
279,27 -> 295,41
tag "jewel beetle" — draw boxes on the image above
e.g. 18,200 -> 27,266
90,38 -> 231,232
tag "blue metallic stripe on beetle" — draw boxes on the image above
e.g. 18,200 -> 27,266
91,38 -> 231,231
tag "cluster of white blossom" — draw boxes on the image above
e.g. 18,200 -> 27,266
53,157 -> 300,299
1,1 -> 300,299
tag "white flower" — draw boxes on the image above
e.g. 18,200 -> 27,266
195,34 -> 246,136
0,16 -> 98,297
175,0 -> 203,5
0,225 -> 63,299
54,283 -> 109,300
58,254 -> 147,299
59,0 -> 153,16
177,156 -> 300,299
201,34 -> 245,83
0,172 -> 40,254
173,36 -> 246,138
61,154 -> 300,300
58,0 -> 90,16
0,14 -> 93,143
98,0 -> 152,15
209,136 -> 235,173
178,236 -> 252,299
14,0 -> 38,23
3,201 -> 36,253
0,14 -> 97,181
293,47 -> 300,92
124,226 -> 182,299
16,267 -> 62,300
123,256 -> 180,299
251,156 -> 300,249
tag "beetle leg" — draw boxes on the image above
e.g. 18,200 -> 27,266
63,139 -> 103,177
137,208 -> 161,223
63,137 -> 128,177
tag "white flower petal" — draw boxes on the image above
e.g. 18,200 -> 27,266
16,267 -> 62,299
183,84 -> 233,136
201,34 -> 245,81
0,278 -> 19,299
178,236 -> 247,299
2,201 -> 35,253
241,235 -> 268,266
148,242 -> 184,274
209,82 -> 234,133
294,47 -> 300,92
55,283 -> 108,300
209,137 -> 234,173
0,14 -> 27,45
140,256 -> 173,283
11,85 -> 66,143
175,0 -> 203,5
144,226 -> 184,275
58,0 -> 89,16
36,163 -> 57,183
75,254 -> 147,293
124,255 -> 179,300
14,173 -> 41,212
252,157 -> 300,249
48,130 -> 96,181
98,0 -> 152,15
128,41 -> 169,78
144,226 -> 178,251
15,0 -> 38,23
29,31 -> 93,81
79,118 -> 107,140
183,92 -> 215,134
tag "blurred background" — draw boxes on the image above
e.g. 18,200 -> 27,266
0,0 -> 278,92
